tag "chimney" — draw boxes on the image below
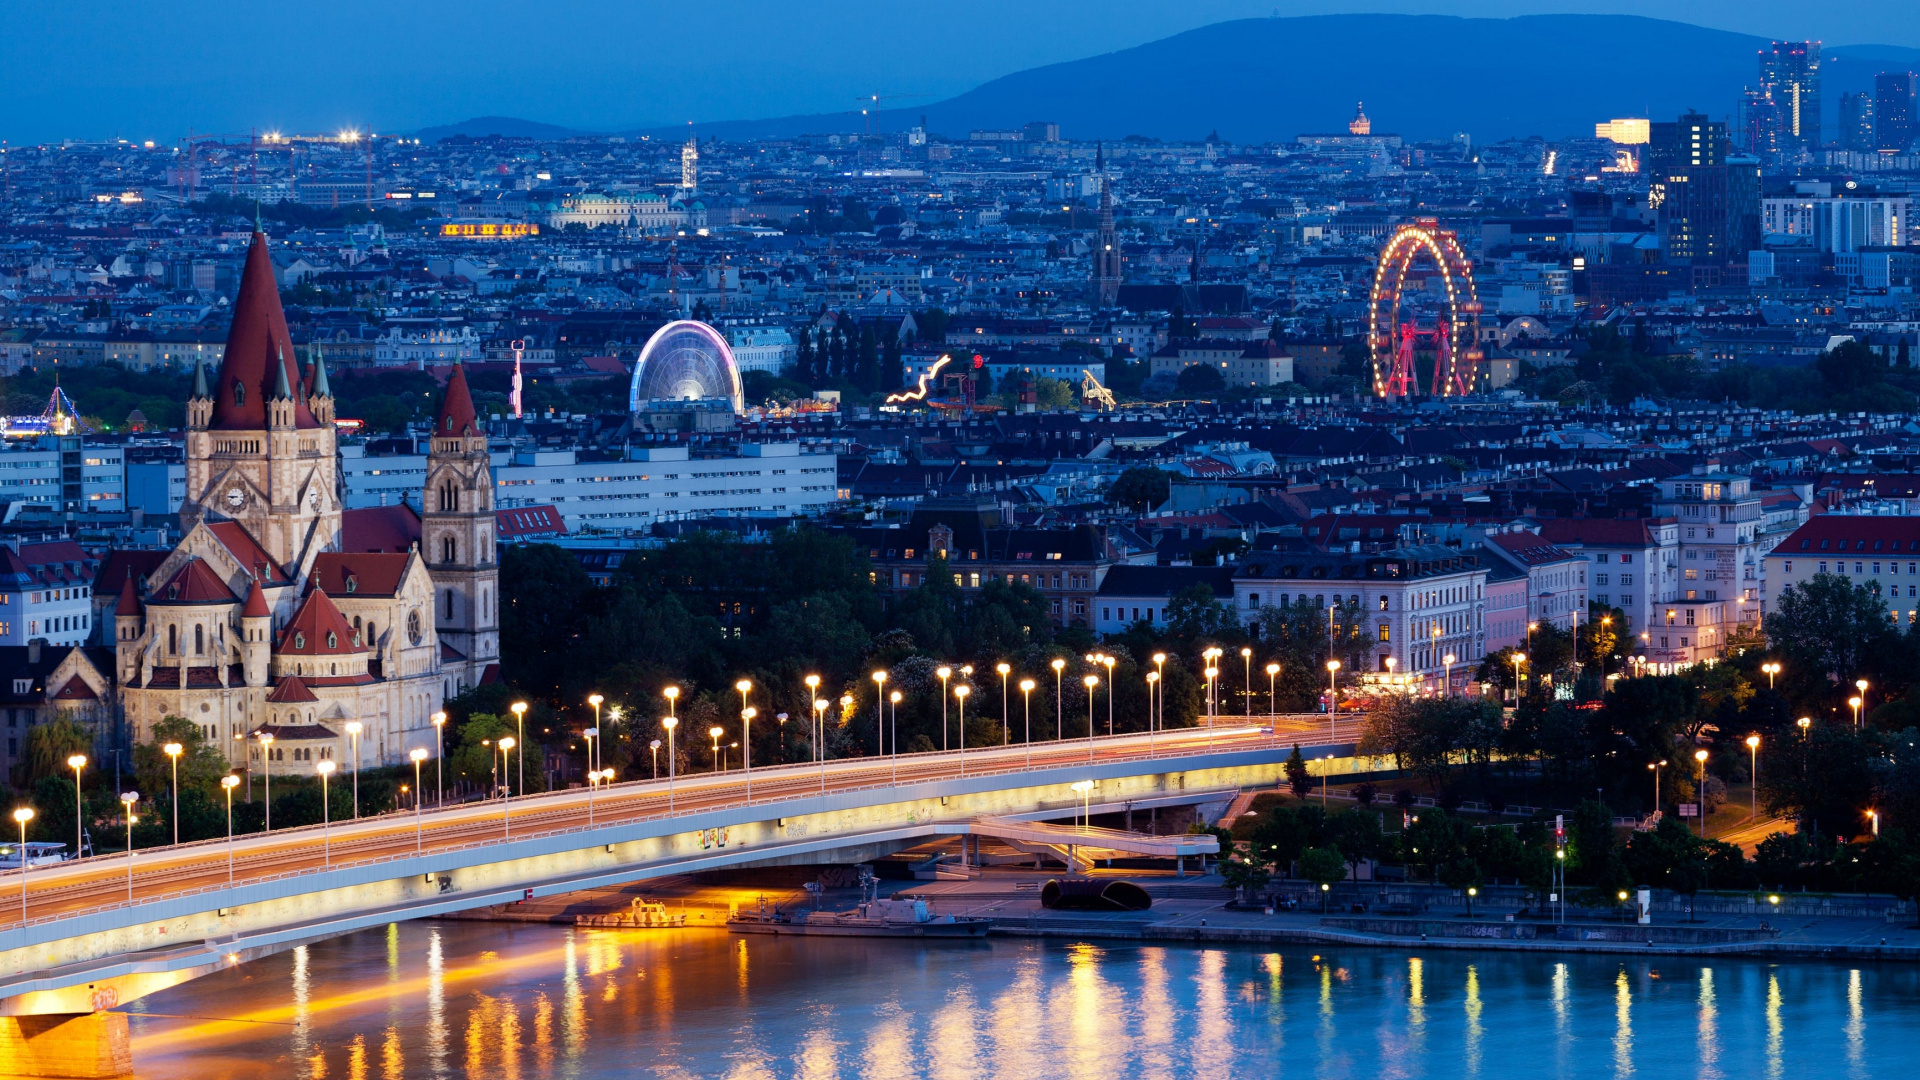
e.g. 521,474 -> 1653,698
27,639 -> 40,665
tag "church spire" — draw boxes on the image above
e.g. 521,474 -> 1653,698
437,363 -> 478,438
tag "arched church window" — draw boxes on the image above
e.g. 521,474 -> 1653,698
326,631 -> 337,649
194,624 -> 204,654
443,536 -> 456,563
233,381 -> 245,406
293,631 -> 306,650
445,590 -> 455,620
168,624 -> 177,654
407,611 -> 422,645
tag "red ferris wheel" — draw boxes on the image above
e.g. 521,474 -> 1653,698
1367,218 -> 1483,399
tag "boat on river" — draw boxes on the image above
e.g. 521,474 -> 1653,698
728,897 -> 990,939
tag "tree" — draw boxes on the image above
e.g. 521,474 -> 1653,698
22,717 -> 91,788
1218,838 -> 1272,896
1174,364 -> 1225,396
1285,744 -> 1311,798
1440,857 -> 1484,915
1769,571 -> 1897,692
1299,846 -> 1348,911
1163,584 -> 1237,646
1106,467 -> 1172,513
1034,377 -> 1075,410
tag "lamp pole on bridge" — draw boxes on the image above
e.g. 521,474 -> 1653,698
431,711 -> 447,807
1020,679 -> 1035,766
662,717 -> 678,813
257,733 -> 274,831
802,676 -> 819,762
1266,663 -> 1279,719
315,760 -> 336,867
995,663 -> 1010,745
66,755 -> 86,858
1325,661 -> 1340,741
954,684 -> 970,775
410,749 -> 428,850
1203,665 -> 1218,749
509,702 -> 528,803
1241,647 -> 1253,719
12,807 -> 32,922
119,792 -> 138,904
936,667 -> 952,751
587,694 -> 604,776
1101,655 -> 1116,736
1151,654 -> 1166,731
1145,672 -> 1159,756
1082,675 -> 1098,762
889,690 -> 902,785
220,774 -> 239,886
344,721 -> 361,819
163,742 -> 182,847
872,671 -> 889,757
1050,659 -> 1065,743
497,738 -> 515,838
741,706 -> 757,801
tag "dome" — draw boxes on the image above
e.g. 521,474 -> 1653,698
628,320 -> 743,414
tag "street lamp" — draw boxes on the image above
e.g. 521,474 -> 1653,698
954,684 -> 970,774
1071,779 -> 1095,831
649,739 -> 661,780
257,733 -> 274,830
936,666 -> 953,750
587,694 -> 604,776
889,690 -> 902,784
1869,808 -> 1881,837
1325,660 -> 1340,738
1442,654 -> 1456,698
162,742 -> 182,846
1693,749 -> 1708,837
66,755 -> 85,858
872,671 -> 889,755
709,725 -> 725,773
1856,679 -> 1870,719
343,721 -> 362,819
1265,662 -> 1279,717
119,793 -> 138,903
1527,621 -> 1538,653
410,748 -> 429,850
509,702 -> 528,799
1849,696 -> 1863,727
1019,679 -> 1035,765
315,760 -> 336,867
1051,658 -> 1066,743
497,738 -> 515,838
1798,716 -> 1811,781
1241,647 -> 1253,718
663,685 -> 680,720
1203,666 -> 1218,733
1152,654 -> 1167,730
741,706 -> 757,800
1146,671 -> 1160,750
12,807 -> 32,921
1745,735 -> 1760,822
1101,655 -> 1116,735
1083,675 -> 1099,760
662,717 -> 678,812
996,663 -> 1011,744
1759,662 -> 1780,690
220,774 -> 239,885
431,711 -> 447,806
1510,652 -> 1526,704
1649,760 -> 1665,810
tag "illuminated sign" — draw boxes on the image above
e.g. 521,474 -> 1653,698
439,222 -> 540,239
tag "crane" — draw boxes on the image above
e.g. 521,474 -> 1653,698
856,93 -> 930,135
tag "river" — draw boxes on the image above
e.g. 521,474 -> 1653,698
126,920 -> 1920,1079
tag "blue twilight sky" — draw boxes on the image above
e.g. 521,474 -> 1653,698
1,0 -> 1917,144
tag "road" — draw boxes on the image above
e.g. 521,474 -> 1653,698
4,714 -> 1363,932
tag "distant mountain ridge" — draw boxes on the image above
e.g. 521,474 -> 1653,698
419,14 -> 1920,145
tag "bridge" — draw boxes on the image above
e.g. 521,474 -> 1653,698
0,716 -> 1367,1077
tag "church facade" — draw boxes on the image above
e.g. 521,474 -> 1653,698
112,230 -> 499,769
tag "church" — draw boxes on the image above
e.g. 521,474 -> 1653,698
111,229 -> 499,770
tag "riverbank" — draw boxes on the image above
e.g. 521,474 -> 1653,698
437,867 -> 1920,963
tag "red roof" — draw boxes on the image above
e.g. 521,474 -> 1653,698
264,675 -> 319,703
341,505 -> 422,554
1769,515 -> 1920,556
94,550 -> 168,595
1486,531 -> 1580,566
279,588 -> 367,656
115,572 -> 142,616
1538,518 -> 1659,548
310,553 -> 410,598
242,579 -> 270,619
206,522 -> 291,585
208,232 -> 322,431
153,559 -> 237,605
437,363 -> 478,437
494,505 -> 567,539
52,677 -> 97,701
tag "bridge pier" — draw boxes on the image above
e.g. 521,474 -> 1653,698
0,1013 -> 130,1079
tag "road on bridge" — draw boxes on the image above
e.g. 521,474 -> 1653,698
6,715 -> 1366,930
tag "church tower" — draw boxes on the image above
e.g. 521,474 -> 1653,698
181,230 -> 339,569
1091,144 -> 1122,307
421,364 -> 498,689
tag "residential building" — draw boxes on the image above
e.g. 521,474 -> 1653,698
1093,565 -> 1234,635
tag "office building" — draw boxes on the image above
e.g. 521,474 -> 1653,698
1648,112 -> 1731,265
1879,72 -> 1917,153
1759,41 -> 1822,159
1839,92 -> 1876,151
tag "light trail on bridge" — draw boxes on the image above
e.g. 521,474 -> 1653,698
5,716 -> 1365,930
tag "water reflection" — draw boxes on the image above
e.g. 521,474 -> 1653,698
128,924 -> 1920,1080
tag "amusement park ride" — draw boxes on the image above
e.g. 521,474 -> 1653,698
1,383 -> 83,438
1368,218 -> 1484,399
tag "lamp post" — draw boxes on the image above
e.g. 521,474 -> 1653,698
1071,779 -> 1095,832
1693,749 -> 1708,837
343,721 -> 361,819
1146,671 -> 1160,753
1510,652 -> 1526,704
1082,676 -> 1099,761
585,766 -> 601,827
119,793 -> 137,903
12,807 -> 32,922
315,760 -> 336,867
220,774 -> 238,886
709,726 -> 724,773
581,727 -> 597,785
1649,760 -> 1665,812
740,706 -> 757,800
431,711 -> 447,806
1152,653 -> 1166,729
872,671 -> 889,755
66,755 -> 85,858
936,667 -> 952,750
1265,662 -> 1279,718
1051,659 -> 1066,743
1857,679 -> 1870,720
1019,679 -> 1035,765
509,702 -> 528,800
1102,655 -> 1116,735
1527,621 -> 1537,654
889,690 -> 902,785
1849,695 -> 1863,727
803,675 -> 819,760
649,739 -> 661,780
1241,647 -> 1253,718
1442,654 -> 1456,698
1746,734 -> 1760,823
954,684 -> 970,775
996,663 -> 1011,744
1760,662 -> 1780,690
257,734 -> 274,830
1797,716 -> 1811,780
162,742 -> 182,846
662,717 -> 678,812
410,749 -> 428,850
587,694 -> 604,776
1325,660 -> 1340,738
810,695 -> 827,767
497,738 -> 515,838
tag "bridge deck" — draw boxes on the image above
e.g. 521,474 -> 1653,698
959,816 -> 1219,858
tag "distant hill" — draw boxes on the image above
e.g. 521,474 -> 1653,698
414,116 -> 584,142
629,14 -> 1920,145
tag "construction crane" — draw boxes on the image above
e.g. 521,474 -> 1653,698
857,93 -> 929,135
1081,369 -> 1117,411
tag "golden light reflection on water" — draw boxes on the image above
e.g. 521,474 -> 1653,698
124,924 -> 1918,1080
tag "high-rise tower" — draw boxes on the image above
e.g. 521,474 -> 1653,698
681,134 -> 699,195
1090,145 -> 1121,307
421,364 -> 499,688
1877,72 -> 1917,153
1759,41 -> 1822,159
